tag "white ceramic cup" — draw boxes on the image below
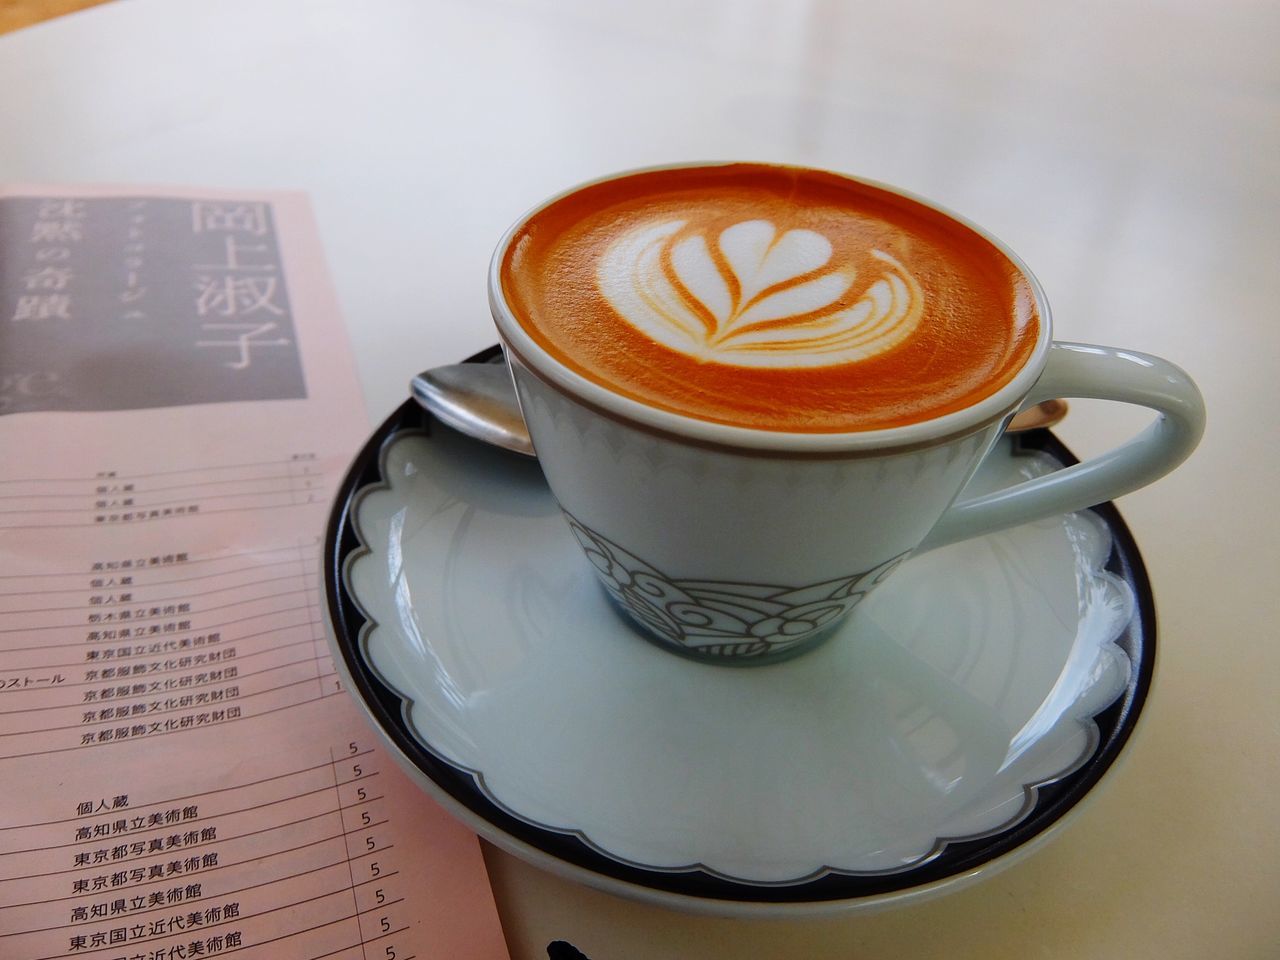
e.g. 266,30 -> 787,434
489,165 -> 1205,665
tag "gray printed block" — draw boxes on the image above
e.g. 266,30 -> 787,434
0,196 -> 307,414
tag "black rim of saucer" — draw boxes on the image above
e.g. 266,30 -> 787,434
322,347 -> 1156,906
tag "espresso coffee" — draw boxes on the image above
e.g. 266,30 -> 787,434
500,164 -> 1039,433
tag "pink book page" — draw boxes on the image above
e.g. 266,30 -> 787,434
0,185 -> 510,959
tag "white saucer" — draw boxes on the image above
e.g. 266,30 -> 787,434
323,385 -> 1154,918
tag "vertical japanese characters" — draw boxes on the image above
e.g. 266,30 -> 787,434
0,196 -> 307,414
192,201 -> 293,371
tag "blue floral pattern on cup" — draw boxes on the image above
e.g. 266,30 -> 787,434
566,514 -> 909,661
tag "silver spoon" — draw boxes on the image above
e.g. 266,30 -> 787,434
411,362 -> 1067,457
411,362 -> 536,457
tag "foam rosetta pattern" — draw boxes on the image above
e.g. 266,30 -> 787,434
596,217 -> 924,368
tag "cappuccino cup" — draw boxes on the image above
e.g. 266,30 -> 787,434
489,163 -> 1204,664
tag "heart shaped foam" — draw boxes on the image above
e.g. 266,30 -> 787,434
596,218 -> 924,368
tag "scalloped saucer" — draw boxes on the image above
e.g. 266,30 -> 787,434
322,388 -> 1154,918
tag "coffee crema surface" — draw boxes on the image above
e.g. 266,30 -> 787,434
501,164 -> 1040,433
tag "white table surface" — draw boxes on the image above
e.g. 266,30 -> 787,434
3,1 -> 1276,957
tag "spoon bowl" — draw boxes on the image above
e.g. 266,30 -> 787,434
411,363 -> 535,457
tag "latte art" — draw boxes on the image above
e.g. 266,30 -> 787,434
499,164 -> 1039,432
597,219 -> 924,368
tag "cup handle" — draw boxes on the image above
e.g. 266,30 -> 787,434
919,341 -> 1205,551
